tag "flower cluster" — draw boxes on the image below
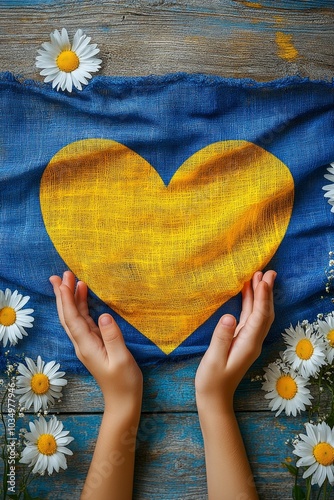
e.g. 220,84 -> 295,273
262,316 -> 334,418
0,289 -> 73,498
261,254 -> 334,496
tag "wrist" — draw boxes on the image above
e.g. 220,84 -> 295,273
104,403 -> 142,421
103,395 -> 142,424
196,392 -> 234,418
197,405 -> 238,444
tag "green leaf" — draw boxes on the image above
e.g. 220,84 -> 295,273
282,461 -> 298,477
292,484 -> 306,500
326,413 -> 334,428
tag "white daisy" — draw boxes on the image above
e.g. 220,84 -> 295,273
323,163 -> 334,213
16,356 -> 67,413
36,28 -> 102,92
282,323 -> 326,378
262,362 -> 312,417
0,288 -> 34,347
317,313 -> 334,363
293,421 -> 334,487
20,415 -> 74,475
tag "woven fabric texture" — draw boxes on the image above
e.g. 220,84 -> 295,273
0,72 -> 333,371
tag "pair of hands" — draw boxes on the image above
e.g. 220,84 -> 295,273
50,270 -> 276,413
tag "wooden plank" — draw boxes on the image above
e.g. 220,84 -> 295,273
3,412 -> 301,499
7,339 -> 283,414
1,1 -> 333,82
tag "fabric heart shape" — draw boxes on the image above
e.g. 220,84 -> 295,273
40,139 -> 294,354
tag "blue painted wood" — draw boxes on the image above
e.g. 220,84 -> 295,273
2,412 -> 305,499
54,339 -> 284,414
0,336 -> 312,499
2,0 -> 333,8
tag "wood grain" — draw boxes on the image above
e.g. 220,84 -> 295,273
39,343 -> 280,414
10,413 -> 301,500
1,0 -> 334,82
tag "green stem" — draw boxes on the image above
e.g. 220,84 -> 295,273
316,372 -> 323,416
305,477 -> 312,500
322,479 -> 328,500
18,469 -> 34,498
316,481 -> 324,500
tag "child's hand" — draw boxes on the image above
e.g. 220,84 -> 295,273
195,270 -> 276,414
49,271 -> 143,416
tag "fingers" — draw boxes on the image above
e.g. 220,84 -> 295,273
261,270 -> 276,310
207,314 -> 237,365
252,270 -> 263,291
253,270 -> 276,321
229,270 -> 276,366
238,270 -> 276,344
239,270 -> 276,324
74,280 -> 88,312
75,280 -> 100,336
50,272 -> 95,354
58,281 -> 99,358
252,283 -> 271,327
61,270 -> 76,294
262,270 -> 277,286
237,271 -> 264,334
238,279 -> 253,326
98,314 -> 128,359
49,275 -> 67,330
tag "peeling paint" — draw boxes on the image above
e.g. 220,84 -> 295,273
275,31 -> 299,61
273,15 -> 284,25
241,1 -> 263,7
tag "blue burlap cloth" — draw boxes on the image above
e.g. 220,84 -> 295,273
0,72 -> 333,371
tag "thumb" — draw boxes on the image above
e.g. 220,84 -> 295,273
208,314 -> 236,363
98,314 -> 127,356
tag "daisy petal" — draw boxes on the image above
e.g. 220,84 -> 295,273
35,28 -> 101,92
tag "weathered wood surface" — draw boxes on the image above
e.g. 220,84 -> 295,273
0,345 -> 315,499
13,412 -> 302,500
1,1 -> 334,498
43,344 -> 282,414
1,0 -> 334,82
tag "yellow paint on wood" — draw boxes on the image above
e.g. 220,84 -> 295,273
184,36 -> 205,44
275,31 -> 299,61
241,1 -> 263,8
274,15 -> 284,25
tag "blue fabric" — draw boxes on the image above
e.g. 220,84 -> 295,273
0,72 -> 333,372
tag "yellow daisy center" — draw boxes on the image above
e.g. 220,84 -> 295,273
0,306 -> 16,326
37,434 -> 57,456
276,375 -> 297,400
56,50 -> 79,72
326,329 -> 334,347
313,442 -> 334,466
295,338 -> 314,360
31,373 -> 50,395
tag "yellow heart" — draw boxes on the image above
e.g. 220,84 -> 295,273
40,139 -> 294,354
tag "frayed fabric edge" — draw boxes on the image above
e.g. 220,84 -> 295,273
1,70 -> 334,96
